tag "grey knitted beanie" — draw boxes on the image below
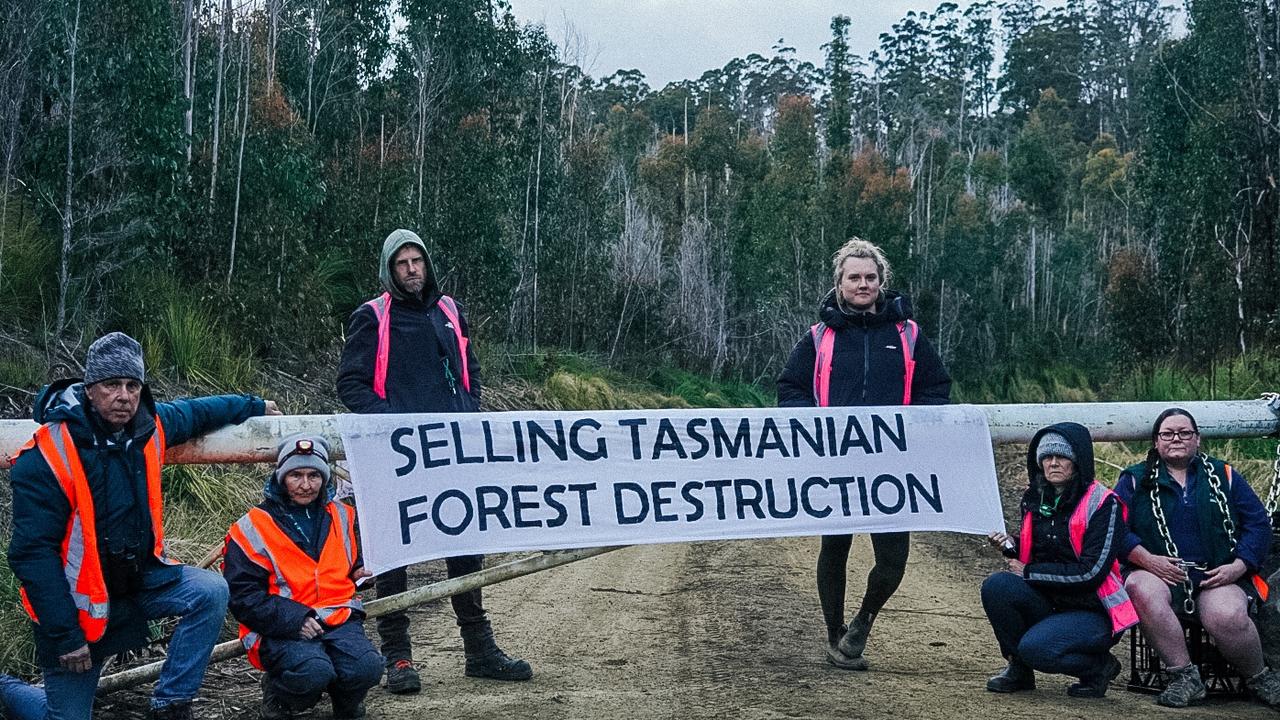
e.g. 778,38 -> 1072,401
1035,432 -> 1076,464
83,332 -> 145,385
275,433 -> 332,484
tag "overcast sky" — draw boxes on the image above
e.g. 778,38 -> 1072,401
506,1 -> 1003,87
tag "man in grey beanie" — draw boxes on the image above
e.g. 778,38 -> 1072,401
1,332 -> 280,720
336,229 -> 531,694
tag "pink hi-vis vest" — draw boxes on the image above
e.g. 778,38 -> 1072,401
810,319 -> 918,407
364,292 -> 470,400
1019,481 -> 1139,634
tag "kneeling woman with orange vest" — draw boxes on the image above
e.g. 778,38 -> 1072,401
224,435 -> 382,720
981,423 -> 1136,698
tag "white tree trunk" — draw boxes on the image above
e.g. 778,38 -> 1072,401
228,28 -> 252,285
56,0 -> 81,336
209,0 -> 230,206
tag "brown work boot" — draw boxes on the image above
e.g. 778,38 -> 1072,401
1247,667 -> 1280,709
1157,664 -> 1206,708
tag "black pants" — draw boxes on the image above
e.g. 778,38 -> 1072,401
259,620 -> 383,710
817,532 -> 910,644
375,554 -> 487,663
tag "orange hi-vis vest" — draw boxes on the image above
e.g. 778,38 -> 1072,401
364,292 -> 470,400
226,502 -> 363,669
810,319 -> 918,407
13,419 -> 176,643
1019,480 -> 1139,634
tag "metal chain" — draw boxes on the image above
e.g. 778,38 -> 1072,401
1200,453 -> 1238,553
1267,444 -> 1280,524
1262,393 -> 1280,527
1147,459 -> 1197,614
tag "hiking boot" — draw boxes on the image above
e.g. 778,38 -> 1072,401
465,649 -> 533,681
825,642 -> 869,671
385,659 -> 422,695
149,702 -> 194,720
331,695 -> 367,720
986,658 -> 1035,693
1067,654 -> 1120,698
1157,664 -> 1207,708
1247,668 -> 1280,709
258,675 -> 292,720
836,615 -> 873,659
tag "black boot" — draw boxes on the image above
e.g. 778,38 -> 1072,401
331,692 -> 367,720
986,658 -> 1036,693
461,623 -> 533,681
1067,654 -> 1120,698
258,675 -> 292,720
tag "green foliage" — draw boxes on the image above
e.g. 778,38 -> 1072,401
126,275 -> 256,390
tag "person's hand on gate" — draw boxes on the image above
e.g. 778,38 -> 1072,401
263,400 -> 282,416
1200,558 -> 1247,589
59,644 -> 92,673
299,616 -> 325,640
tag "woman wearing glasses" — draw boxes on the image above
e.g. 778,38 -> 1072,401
981,423 -> 1134,698
1115,407 -> 1279,709
777,238 -> 951,670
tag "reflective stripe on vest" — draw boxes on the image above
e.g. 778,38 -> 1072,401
228,502 -> 363,670
1017,481 -> 1139,634
810,319 -> 918,407
364,292 -> 471,400
18,419 -> 172,642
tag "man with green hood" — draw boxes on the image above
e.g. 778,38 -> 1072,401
336,229 -> 532,694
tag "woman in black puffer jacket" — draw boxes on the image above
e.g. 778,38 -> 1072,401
777,237 -> 951,670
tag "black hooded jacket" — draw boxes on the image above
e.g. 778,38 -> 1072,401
777,289 -> 951,408
1016,422 -> 1126,612
336,233 -> 481,415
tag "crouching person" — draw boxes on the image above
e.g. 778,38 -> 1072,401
224,435 -> 382,719
1,332 -> 280,720
981,423 -> 1136,698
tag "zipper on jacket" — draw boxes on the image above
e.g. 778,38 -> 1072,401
860,332 -> 870,402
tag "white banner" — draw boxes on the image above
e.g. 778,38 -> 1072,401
338,406 -> 1002,574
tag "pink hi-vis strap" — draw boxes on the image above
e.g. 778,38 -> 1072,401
810,323 -> 835,407
810,319 -> 918,407
365,292 -> 471,399
436,295 -> 471,393
365,293 -> 392,400
897,320 -> 918,406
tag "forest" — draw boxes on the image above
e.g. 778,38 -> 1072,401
1,0 -> 1278,399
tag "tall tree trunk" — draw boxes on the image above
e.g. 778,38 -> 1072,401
209,0 -> 230,207
228,28 -> 252,286
531,67 -> 547,351
56,0 -> 81,337
182,0 -> 195,169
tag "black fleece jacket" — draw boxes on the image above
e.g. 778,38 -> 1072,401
1017,422 -> 1126,612
777,289 -> 951,408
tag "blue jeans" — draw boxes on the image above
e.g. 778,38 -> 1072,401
981,571 -> 1116,679
0,565 -> 228,720
259,620 -> 382,710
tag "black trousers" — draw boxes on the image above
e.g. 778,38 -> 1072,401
374,554 -> 487,662
816,532 -> 910,645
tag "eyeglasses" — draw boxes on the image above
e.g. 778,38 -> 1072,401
1156,430 -> 1198,441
